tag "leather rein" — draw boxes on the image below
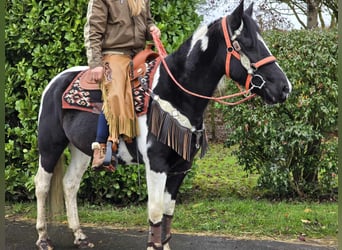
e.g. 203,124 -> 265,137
151,16 -> 277,106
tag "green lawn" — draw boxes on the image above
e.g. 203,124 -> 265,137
5,144 -> 337,246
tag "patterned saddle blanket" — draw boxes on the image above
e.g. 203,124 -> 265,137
62,48 -> 160,116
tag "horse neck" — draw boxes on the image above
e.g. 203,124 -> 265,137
158,46 -> 224,126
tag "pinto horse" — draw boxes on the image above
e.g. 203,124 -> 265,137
35,1 -> 291,249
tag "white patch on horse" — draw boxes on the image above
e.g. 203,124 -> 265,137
163,192 -> 176,215
146,170 -> 167,223
35,157 -> 53,242
151,66 -> 160,91
118,139 -> 134,164
38,66 -> 89,120
63,144 -> 90,237
257,33 -> 272,55
187,25 -> 209,57
137,115 -> 167,224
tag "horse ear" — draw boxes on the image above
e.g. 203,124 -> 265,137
229,0 -> 244,31
245,2 -> 254,16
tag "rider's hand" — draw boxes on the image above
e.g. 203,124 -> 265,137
91,66 -> 104,82
150,25 -> 161,38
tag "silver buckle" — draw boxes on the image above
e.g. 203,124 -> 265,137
251,74 -> 266,89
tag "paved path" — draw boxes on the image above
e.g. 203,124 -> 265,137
5,220 -> 337,250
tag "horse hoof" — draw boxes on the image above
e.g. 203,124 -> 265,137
147,242 -> 163,250
75,238 -> 95,248
36,239 -> 54,250
163,243 -> 171,250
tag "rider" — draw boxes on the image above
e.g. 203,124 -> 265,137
84,0 -> 160,172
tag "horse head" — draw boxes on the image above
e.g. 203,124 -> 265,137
225,0 -> 292,104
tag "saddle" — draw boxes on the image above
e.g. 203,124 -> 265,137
131,44 -> 159,87
62,45 -> 160,115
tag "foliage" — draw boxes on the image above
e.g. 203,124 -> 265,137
224,28 -> 338,199
185,144 -> 259,201
5,0 -> 89,201
5,0 -> 202,203
78,164 -> 148,205
151,0 -> 203,52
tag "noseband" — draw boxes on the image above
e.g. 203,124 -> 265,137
222,17 -> 276,91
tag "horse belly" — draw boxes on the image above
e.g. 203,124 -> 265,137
62,110 -> 98,156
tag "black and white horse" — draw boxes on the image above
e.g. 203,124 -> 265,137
35,1 -> 291,249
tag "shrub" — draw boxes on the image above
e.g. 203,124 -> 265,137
5,0 -> 202,203
224,28 -> 338,199
5,0 -> 89,201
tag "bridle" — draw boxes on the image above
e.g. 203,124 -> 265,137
151,16 -> 277,106
222,17 -> 276,93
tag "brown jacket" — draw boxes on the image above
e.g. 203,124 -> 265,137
84,0 -> 155,68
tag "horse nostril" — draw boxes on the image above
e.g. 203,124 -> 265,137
283,84 -> 290,94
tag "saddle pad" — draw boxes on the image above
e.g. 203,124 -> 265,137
62,58 -> 160,116
62,71 -> 103,114
132,58 -> 159,116
79,69 -> 102,90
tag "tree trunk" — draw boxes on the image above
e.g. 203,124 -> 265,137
307,0 -> 318,29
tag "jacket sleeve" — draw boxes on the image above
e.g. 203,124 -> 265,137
84,0 -> 108,68
145,0 -> 155,41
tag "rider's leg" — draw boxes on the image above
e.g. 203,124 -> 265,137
91,111 -> 115,172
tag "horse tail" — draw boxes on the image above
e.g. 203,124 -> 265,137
48,155 -> 65,221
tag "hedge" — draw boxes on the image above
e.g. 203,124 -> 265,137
224,28 -> 338,200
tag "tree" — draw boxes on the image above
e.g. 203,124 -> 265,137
197,0 -> 337,30
267,0 -> 338,29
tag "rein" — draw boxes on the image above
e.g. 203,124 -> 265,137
151,16 -> 276,106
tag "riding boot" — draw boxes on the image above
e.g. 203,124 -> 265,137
91,142 -> 115,172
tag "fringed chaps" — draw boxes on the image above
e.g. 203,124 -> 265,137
101,54 -> 139,141
148,97 -> 208,161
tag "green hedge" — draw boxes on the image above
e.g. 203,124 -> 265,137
224,28 -> 338,199
6,1 -> 337,203
5,0 -> 202,203
6,1 -> 89,201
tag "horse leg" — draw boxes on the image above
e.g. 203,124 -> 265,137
146,165 -> 167,250
35,141 -> 67,250
35,158 -> 54,250
162,172 -> 188,250
62,144 -> 94,248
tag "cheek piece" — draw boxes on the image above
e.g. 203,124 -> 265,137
222,17 -> 276,91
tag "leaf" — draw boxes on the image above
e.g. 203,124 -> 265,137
301,219 -> 311,224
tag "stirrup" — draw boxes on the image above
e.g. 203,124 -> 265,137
103,141 -> 118,169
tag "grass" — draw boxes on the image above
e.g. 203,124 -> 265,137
188,144 -> 260,200
5,144 -> 337,246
